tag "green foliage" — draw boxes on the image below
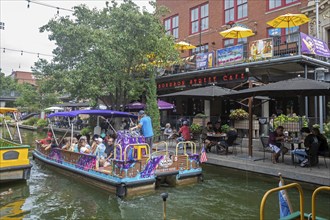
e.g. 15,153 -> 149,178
22,117 -> 39,126
37,119 -> 48,128
273,114 -> 308,128
0,73 -> 17,96
323,122 -> 330,139
14,82 -> 60,112
0,116 -> 13,123
221,124 -> 230,133
145,72 -> 160,137
229,109 -> 249,120
80,127 -> 92,136
34,1 -> 180,109
190,123 -> 202,133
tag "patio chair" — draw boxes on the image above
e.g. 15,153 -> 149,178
260,136 -> 273,162
318,149 -> 329,168
306,142 -> 320,169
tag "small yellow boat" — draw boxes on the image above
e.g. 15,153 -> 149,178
0,107 -> 32,182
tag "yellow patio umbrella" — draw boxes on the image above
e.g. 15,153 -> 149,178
219,26 -> 255,39
175,41 -> 196,51
267,13 -> 309,28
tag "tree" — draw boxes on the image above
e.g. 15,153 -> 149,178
33,0 -> 179,134
0,73 -> 17,96
34,0 -> 179,110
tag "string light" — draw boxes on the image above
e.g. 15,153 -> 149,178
26,0 -> 74,13
0,47 -> 53,58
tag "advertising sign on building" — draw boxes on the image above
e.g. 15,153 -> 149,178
249,38 -> 273,60
196,52 -> 214,69
216,44 -> 244,65
300,32 -> 330,57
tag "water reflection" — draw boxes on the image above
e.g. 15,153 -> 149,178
1,128 -> 330,219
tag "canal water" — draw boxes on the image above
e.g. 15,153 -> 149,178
1,128 -> 329,220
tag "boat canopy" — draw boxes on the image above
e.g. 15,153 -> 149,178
0,107 -> 18,114
47,109 -> 138,119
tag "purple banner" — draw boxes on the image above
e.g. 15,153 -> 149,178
196,52 -> 214,69
300,32 -> 330,57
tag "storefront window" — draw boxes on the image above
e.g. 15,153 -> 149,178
268,0 -> 299,11
225,0 -> 247,24
191,3 -> 209,34
164,15 -> 179,39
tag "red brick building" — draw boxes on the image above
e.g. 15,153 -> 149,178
10,71 -> 36,86
156,0 -> 330,129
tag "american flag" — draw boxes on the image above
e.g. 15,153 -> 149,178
200,145 -> 208,163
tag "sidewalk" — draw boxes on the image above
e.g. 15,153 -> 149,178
160,138 -> 330,186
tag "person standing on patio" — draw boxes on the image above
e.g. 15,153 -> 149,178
268,126 -> 288,163
130,110 -> 154,148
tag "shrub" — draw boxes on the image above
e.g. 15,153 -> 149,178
80,127 -> 92,136
37,119 -> 48,128
22,117 -> 39,126
221,124 -> 230,133
190,123 -> 202,133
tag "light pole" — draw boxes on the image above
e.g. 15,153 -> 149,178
314,0 -> 324,132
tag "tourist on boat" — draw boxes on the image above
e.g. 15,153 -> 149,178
176,121 -> 191,149
268,126 -> 288,163
93,137 -> 106,159
44,138 -> 59,151
61,137 -> 71,150
67,137 -> 78,151
36,131 -> 53,145
105,138 -> 115,159
130,110 -> 154,148
164,123 -> 174,139
74,136 -> 91,154
292,127 -> 319,167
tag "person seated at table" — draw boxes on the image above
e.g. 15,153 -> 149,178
312,127 -> 329,153
164,123 -> 174,139
201,122 -> 215,152
176,121 -> 191,149
213,121 -> 222,133
292,127 -> 319,167
218,128 -> 237,154
268,126 -> 288,164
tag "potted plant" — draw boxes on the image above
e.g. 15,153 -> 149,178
221,124 -> 230,133
273,114 -> 308,132
190,123 -> 202,134
192,113 -> 209,126
230,109 -> 259,132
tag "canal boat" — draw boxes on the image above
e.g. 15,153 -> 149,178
0,107 -> 32,182
32,109 -> 202,197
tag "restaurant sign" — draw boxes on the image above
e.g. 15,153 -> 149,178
157,72 -> 247,90
300,32 -> 330,57
216,44 -> 244,65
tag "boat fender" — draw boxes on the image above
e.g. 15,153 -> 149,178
198,174 -> 204,182
116,183 -> 127,198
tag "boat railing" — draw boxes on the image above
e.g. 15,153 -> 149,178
175,141 -> 197,156
311,186 -> 330,220
260,183 -> 304,220
123,143 -> 151,161
113,143 -> 123,161
153,141 -> 168,156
